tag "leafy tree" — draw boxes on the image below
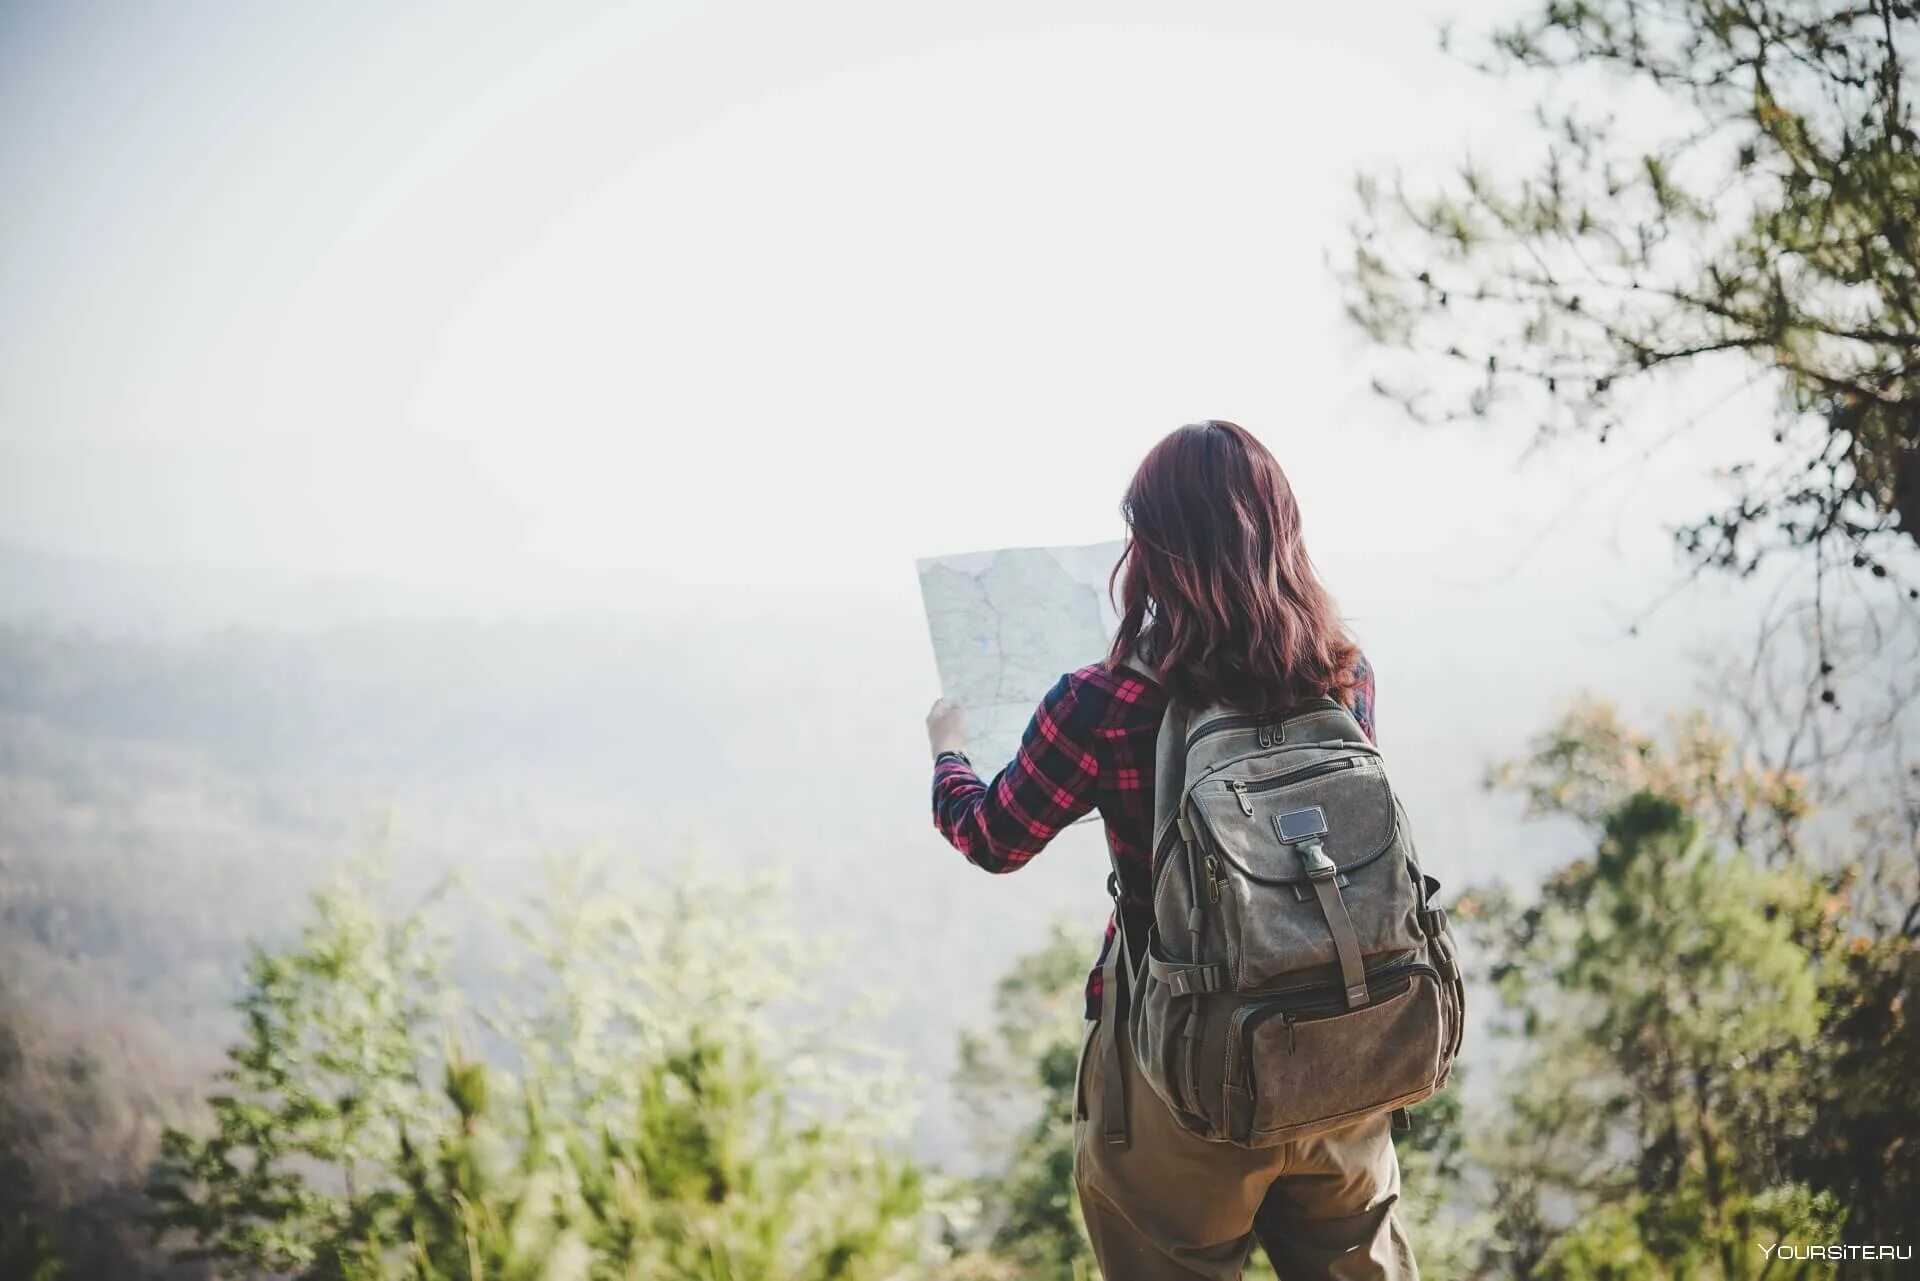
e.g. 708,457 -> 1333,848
482,857 -> 928,1280
947,920 -> 1100,1281
1391,1084 -> 1489,1280
1,973 -> 195,1280
1471,791 -> 1837,1277
1786,917 -> 1920,1253
147,856 -> 932,1280
1,991 -> 71,1281
1347,0 -> 1920,583
145,860 -> 447,1277
1463,699 -> 1920,1276
1488,696 -> 1811,863
0,1210 -> 68,1281
565,1029 -> 923,1281
384,1056 -> 583,1280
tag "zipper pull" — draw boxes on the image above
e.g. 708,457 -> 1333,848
1287,1016 -> 1297,1055
1228,780 -> 1253,817
1203,854 -> 1221,902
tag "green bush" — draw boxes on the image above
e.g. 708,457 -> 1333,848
147,857 -> 930,1280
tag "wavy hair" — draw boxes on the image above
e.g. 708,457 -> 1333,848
1105,421 -> 1361,714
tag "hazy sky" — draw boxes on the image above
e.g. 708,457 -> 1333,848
1,0 -> 1765,689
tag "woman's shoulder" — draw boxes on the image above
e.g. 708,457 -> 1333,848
1063,659 -> 1167,710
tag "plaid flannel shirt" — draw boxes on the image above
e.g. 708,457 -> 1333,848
932,657 -> 1376,1020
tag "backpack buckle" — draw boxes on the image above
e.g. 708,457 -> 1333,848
1297,838 -> 1338,880
1271,807 -> 1335,879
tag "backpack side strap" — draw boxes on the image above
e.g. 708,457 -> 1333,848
1098,885 -> 1132,1147
1146,951 -> 1226,997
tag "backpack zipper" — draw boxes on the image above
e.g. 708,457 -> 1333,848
1228,780 -> 1254,816
1224,960 -> 1439,1088
1193,741 -> 1382,788
1210,753 -> 1370,804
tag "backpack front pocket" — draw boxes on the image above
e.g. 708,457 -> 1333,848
1190,758 -> 1427,990
1221,968 -> 1445,1146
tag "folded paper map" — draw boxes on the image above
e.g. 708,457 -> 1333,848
915,540 -> 1124,774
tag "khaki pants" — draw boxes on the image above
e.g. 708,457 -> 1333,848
1072,1019 -> 1418,1281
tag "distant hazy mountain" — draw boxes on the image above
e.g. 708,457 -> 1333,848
0,541 -> 492,636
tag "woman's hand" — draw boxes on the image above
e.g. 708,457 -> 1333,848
926,698 -> 967,759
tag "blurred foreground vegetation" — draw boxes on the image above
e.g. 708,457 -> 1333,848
141,858 -> 927,1280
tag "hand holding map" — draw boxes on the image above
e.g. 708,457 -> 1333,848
915,540 -> 1124,773
925,696 -> 967,757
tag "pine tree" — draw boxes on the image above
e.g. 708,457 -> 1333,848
145,860 -> 446,1277
1346,0 -> 1920,578
146,855 -> 933,1279
1466,703 -> 1872,1277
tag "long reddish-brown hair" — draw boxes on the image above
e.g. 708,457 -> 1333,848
1106,421 -> 1362,713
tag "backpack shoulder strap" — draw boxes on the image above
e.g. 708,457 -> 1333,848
1098,652 -> 1193,1147
1113,652 -> 1192,855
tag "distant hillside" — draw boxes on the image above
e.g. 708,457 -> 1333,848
0,542 -> 492,636
0,600 -> 1120,1186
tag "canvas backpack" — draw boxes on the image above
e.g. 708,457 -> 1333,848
1096,676 -> 1465,1149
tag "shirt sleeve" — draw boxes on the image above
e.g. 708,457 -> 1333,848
1350,653 -> 1378,744
931,672 -> 1100,873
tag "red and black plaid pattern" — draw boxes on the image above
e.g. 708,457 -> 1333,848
933,658 -> 1377,1019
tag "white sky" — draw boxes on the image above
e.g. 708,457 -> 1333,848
0,0 -> 1759,676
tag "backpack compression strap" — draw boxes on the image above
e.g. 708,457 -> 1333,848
1290,832 -> 1371,1009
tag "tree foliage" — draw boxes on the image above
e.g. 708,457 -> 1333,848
146,858 -> 930,1280
1472,791 -> 1837,1277
1347,0 -> 1920,583
146,862 -> 448,1276
1460,699 -> 1919,1276
945,920 -> 1103,1281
